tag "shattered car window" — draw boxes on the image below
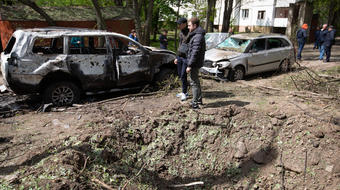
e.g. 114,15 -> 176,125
109,36 -> 142,55
33,37 -> 64,54
205,33 -> 229,50
216,37 -> 251,52
69,36 -> 107,55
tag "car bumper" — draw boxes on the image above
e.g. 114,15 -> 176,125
200,66 -> 230,80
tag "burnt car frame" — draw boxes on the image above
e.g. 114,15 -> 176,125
1,28 -> 176,105
201,33 -> 295,81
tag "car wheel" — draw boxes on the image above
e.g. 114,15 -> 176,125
228,66 -> 245,81
279,59 -> 290,73
43,81 -> 80,106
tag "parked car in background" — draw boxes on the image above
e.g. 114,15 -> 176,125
205,32 -> 229,50
1,27 -> 176,105
201,33 -> 295,81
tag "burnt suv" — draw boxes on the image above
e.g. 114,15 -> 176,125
1,28 -> 176,105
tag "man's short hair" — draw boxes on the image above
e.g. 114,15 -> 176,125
131,29 -> 136,33
188,17 -> 200,27
329,25 -> 334,29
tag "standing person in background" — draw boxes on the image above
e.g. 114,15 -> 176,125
313,26 -> 321,50
128,29 -> 138,45
324,25 -> 336,62
159,29 -> 168,49
174,18 -> 190,101
296,23 -> 308,61
319,24 -> 328,61
186,17 -> 206,109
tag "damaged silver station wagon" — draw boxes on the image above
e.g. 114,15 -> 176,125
1,28 -> 176,105
201,33 -> 295,81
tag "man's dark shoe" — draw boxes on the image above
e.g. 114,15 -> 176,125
192,103 -> 199,109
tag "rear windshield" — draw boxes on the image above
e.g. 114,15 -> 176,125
4,37 -> 16,54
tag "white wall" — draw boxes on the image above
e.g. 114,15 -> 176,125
214,0 -> 298,29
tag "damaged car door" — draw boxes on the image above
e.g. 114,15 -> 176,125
109,36 -> 151,86
67,36 -> 116,91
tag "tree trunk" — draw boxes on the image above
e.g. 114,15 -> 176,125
221,0 -> 233,32
174,0 -> 181,50
208,0 -> 216,32
144,0 -> 154,45
327,0 -> 336,25
153,7 -> 160,41
91,0 -> 107,30
132,0 -> 143,44
205,0 -> 214,32
114,0 -> 123,6
18,0 -> 56,26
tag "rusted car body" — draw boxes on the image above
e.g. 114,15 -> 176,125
201,33 -> 295,81
1,28 -> 176,105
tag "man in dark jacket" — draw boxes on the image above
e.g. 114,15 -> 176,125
296,23 -> 308,60
313,26 -> 320,49
324,25 -> 336,62
319,24 -> 328,60
186,17 -> 206,109
174,18 -> 190,101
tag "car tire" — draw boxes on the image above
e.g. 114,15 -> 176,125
43,81 -> 81,106
228,66 -> 245,81
279,59 -> 291,73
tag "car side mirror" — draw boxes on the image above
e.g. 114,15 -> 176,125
8,52 -> 19,66
10,52 -> 18,59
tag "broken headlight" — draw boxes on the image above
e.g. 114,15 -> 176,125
216,61 -> 231,69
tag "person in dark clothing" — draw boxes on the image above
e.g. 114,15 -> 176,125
174,17 -> 190,101
186,17 -> 206,109
319,24 -> 328,60
159,29 -> 168,49
296,23 -> 308,60
324,25 -> 336,62
313,26 -> 321,50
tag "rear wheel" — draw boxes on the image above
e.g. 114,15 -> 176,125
228,66 -> 245,81
43,81 -> 80,106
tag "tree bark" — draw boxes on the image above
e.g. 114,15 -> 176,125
221,0 -> 233,32
91,0 -> 107,30
144,0 -> 154,45
18,0 -> 56,26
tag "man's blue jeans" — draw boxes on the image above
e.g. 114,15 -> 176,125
297,40 -> 305,59
319,45 -> 325,60
176,56 -> 188,94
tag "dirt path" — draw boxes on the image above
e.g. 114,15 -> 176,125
0,44 -> 339,189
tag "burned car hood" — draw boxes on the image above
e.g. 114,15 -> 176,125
205,48 -> 241,62
144,46 -> 175,55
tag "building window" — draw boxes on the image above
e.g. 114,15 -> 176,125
242,9 -> 249,18
275,7 -> 289,18
258,11 -> 265,19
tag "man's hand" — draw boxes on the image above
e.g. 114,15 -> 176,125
186,67 -> 191,73
174,59 -> 178,64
